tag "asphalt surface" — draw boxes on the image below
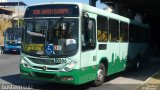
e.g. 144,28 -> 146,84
0,53 -> 160,90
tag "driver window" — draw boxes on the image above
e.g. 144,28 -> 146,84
82,17 -> 96,51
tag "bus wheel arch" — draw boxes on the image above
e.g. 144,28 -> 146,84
99,58 -> 108,75
93,58 -> 108,86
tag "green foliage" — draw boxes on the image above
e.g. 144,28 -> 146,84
0,19 -> 12,45
19,19 -> 25,27
0,19 -> 12,34
14,19 -> 24,27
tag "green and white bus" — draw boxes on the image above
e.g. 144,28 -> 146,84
20,2 -> 149,86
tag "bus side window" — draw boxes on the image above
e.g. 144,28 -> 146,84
97,15 -> 108,42
109,19 -> 119,42
82,15 -> 96,51
120,22 -> 129,42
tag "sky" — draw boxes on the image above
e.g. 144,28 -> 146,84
8,0 -> 107,9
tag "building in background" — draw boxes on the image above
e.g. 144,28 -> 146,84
0,1 -> 26,45
0,1 -> 26,20
0,0 -> 7,2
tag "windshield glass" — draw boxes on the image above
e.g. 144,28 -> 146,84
22,18 -> 78,56
5,28 -> 22,44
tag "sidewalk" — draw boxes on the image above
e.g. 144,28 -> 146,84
136,70 -> 160,90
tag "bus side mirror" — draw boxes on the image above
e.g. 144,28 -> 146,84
88,20 -> 93,31
83,12 -> 89,18
83,12 -> 93,31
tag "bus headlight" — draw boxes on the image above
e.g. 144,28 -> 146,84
60,61 -> 78,72
20,58 -> 31,68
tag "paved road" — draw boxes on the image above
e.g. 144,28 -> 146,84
0,54 -> 160,90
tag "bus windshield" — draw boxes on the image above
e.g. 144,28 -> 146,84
5,28 -> 22,45
22,18 -> 78,56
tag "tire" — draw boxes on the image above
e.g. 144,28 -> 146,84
134,55 -> 142,70
93,63 -> 106,87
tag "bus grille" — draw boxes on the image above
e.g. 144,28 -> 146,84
29,58 -> 60,65
33,66 -> 59,71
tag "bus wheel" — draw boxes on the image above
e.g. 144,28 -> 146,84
93,63 -> 105,87
135,55 -> 142,70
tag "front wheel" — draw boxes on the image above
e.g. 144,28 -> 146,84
93,63 -> 106,87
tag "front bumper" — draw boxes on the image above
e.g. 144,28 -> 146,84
4,46 -> 21,52
20,64 -> 97,85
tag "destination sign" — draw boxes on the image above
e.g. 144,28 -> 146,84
24,4 -> 79,17
33,9 -> 69,15
25,44 -> 44,51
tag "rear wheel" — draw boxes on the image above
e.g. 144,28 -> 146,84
134,55 -> 142,70
93,63 -> 106,87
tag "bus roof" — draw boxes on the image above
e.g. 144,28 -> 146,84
28,2 -> 82,7
82,3 -> 149,28
27,2 -> 148,28
82,4 -> 130,22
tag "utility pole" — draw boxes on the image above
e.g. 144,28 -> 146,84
18,0 -> 19,27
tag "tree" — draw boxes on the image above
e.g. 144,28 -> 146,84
0,19 -> 12,45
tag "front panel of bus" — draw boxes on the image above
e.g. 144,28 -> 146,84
4,28 -> 21,52
20,4 -> 89,84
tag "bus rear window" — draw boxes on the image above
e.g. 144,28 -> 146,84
25,4 -> 79,17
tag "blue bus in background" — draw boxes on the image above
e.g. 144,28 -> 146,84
3,27 -> 22,53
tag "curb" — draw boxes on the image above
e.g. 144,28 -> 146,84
135,71 -> 160,90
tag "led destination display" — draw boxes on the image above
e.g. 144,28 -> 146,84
25,4 -> 79,17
